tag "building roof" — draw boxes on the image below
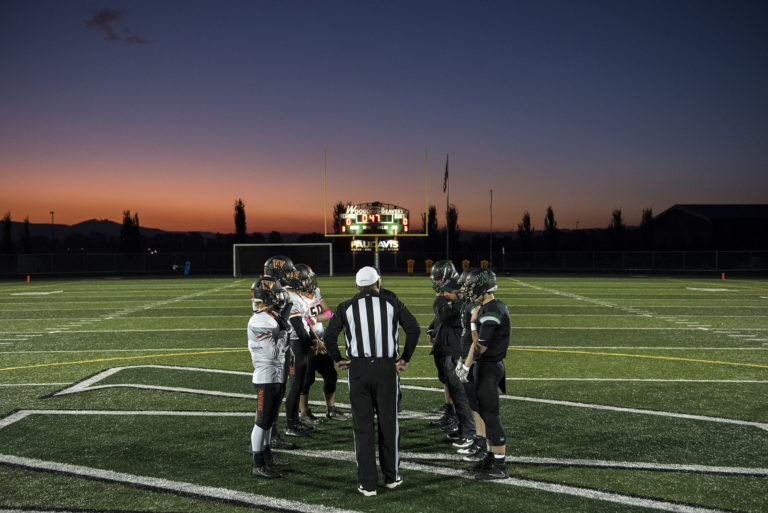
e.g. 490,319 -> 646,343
655,204 -> 768,223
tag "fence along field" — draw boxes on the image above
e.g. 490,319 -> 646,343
0,275 -> 767,513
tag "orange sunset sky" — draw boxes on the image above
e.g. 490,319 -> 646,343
2,1 -> 767,234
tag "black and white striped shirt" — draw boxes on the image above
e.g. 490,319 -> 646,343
324,288 -> 420,362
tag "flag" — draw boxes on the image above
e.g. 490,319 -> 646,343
443,154 -> 449,193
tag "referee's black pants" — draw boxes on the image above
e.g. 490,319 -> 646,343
348,357 -> 400,489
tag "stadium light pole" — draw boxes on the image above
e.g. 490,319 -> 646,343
49,211 -> 55,253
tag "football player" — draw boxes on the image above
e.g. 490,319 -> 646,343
427,260 -> 460,432
248,275 -> 293,478
294,263 -> 348,422
430,261 -> 476,447
261,255 -> 298,449
456,268 -> 488,460
283,265 -> 321,436
456,269 -> 511,480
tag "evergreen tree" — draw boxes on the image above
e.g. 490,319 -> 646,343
446,204 -> 460,257
120,210 -> 142,252
421,205 -> 439,254
517,211 -> 533,248
544,205 -> 558,233
1,212 -> 12,253
234,198 -> 247,243
22,216 -> 31,253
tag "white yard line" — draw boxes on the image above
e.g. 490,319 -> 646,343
291,449 -> 740,513
399,376 -> 768,383
4,346 -> 768,355
0,383 -> 69,387
0,348 -> 243,354
0,453 -> 363,513
402,384 -> 768,431
44,366 -> 768,431
514,280 -> 768,345
395,451 -> 768,476
0,413 -> 756,513
5,326 -> 768,336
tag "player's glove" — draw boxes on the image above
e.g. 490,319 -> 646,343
274,301 -> 293,331
455,360 -> 470,383
286,346 -> 295,366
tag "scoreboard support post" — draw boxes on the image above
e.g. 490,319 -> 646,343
374,235 -> 380,270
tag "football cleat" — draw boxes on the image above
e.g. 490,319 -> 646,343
429,413 -> 456,427
357,484 -> 377,496
439,417 -> 460,434
300,409 -> 323,425
474,461 -> 509,480
468,452 -> 494,472
452,436 -> 474,449
384,476 -> 403,489
457,438 -> 485,455
252,465 -> 281,479
326,406 -> 350,420
284,425 -> 308,437
269,437 -> 297,450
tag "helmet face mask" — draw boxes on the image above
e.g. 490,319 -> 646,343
465,269 -> 498,303
263,255 -> 295,286
251,276 -> 286,311
457,267 -> 479,301
430,260 -> 458,293
295,264 -> 317,294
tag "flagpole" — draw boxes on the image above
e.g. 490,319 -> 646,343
445,154 -> 449,261
489,189 -> 493,269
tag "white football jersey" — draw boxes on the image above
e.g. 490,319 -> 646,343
301,287 -> 326,338
247,310 -> 289,384
286,289 -> 311,341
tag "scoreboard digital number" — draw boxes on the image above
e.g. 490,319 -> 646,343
340,202 -> 409,235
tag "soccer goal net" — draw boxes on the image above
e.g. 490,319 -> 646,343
232,243 -> 334,278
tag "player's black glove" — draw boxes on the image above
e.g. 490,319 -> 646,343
274,301 -> 293,331
277,301 -> 293,330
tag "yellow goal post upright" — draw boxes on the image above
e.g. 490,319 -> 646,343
323,148 -> 430,271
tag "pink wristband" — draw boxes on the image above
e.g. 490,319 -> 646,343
324,309 -> 332,319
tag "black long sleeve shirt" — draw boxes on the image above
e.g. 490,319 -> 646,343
323,287 -> 420,363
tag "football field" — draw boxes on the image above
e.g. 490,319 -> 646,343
1,274 -> 767,513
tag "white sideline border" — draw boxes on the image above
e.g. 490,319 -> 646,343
47,365 -> 768,432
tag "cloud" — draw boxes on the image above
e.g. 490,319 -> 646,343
85,8 -> 150,44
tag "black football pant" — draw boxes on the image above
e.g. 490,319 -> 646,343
474,360 -> 507,446
286,339 -> 310,425
439,354 -> 475,438
348,357 -> 400,489
303,351 -> 338,395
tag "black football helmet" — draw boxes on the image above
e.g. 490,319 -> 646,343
464,268 -> 498,302
430,260 -> 458,292
251,275 -> 286,311
457,267 -> 480,301
263,255 -> 294,286
294,263 -> 317,294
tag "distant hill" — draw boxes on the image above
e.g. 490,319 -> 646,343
4,218 -> 212,242
3,218 -> 307,243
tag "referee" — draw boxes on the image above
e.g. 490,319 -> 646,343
323,266 -> 420,496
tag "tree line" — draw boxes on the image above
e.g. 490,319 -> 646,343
0,201 -> 678,255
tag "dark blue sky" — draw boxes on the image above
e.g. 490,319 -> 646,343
2,0 -> 767,233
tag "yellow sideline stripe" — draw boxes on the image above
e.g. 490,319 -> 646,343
0,349 -> 248,372
508,347 -> 768,369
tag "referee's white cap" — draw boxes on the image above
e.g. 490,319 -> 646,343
356,266 -> 380,286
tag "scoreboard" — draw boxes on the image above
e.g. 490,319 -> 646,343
339,202 -> 409,235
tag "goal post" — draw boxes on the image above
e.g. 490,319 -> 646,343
232,243 -> 333,278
